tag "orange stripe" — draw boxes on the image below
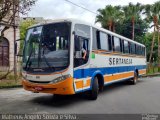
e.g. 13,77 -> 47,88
75,72 -> 134,89
84,79 -> 91,87
75,80 -> 83,89
75,70 -> 145,90
75,79 -> 91,89
104,72 -> 134,82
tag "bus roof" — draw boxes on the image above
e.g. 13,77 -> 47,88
29,18 -> 145,47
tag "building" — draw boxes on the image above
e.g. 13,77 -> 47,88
0,16 -> 51,71
20,17 -> 44,23
0,7 -> 20,71
20,17 -> 53,25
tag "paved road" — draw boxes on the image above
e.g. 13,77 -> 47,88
0,77 -> 160,114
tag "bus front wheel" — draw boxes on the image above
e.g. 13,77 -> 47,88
88,77 -> 99,100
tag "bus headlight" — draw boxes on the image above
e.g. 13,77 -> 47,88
50,74 -> 71,84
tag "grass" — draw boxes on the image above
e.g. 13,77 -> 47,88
147,67 -> 159,75
0,72 -> 22,89
0,79 -> 22,89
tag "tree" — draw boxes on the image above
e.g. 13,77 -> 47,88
0,0 -> 36,36
0,0 -> 36,80
154,1 -> 160,72
115,18 -> 148,40
144,2 -> 160,71
122,2 -> 142,40
96,5 -> 123,32
142,33 -> 158,62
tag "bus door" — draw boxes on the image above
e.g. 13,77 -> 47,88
73,24 -> 90,91
74,36 -> 89,66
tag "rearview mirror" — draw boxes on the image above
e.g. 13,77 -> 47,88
14,39 -> 24,57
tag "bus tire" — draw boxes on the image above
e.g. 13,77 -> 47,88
88,77 -> 98,100
131,72 -> 138,85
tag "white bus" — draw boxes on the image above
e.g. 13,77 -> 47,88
21,19 -> 146,100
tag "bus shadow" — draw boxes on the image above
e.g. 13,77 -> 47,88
31,80 -> 143,107
100,81 -> 131,94
100,79 -> 145,95
31,93 -> 87,108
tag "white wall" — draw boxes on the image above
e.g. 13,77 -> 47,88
3,27 -> 20,71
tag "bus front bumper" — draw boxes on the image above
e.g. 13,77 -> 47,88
22,77 -> 75,95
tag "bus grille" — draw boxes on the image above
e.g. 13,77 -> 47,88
28,80 -> 50,84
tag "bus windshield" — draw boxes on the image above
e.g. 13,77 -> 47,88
23,22 -> 71,73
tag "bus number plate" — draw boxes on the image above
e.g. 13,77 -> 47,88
34,87 -> 43,91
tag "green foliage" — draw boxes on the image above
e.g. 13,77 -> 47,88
96,5 -> 124,30
20,20 -> 36,40
96,1 -> 160,64
147,66 -> 158,75
123,2 -> 142,21
115,19 -> 149,40
143,32 -> 158,61
19,20 -> 36,54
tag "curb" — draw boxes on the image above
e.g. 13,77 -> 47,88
141,73 -> 160,78
0,85 -> 22,89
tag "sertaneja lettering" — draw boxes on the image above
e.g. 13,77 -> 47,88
109,57 -> 132,65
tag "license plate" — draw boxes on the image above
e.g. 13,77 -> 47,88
34,87 -> 43,91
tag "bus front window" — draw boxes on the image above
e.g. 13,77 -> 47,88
23,22 -> 71,73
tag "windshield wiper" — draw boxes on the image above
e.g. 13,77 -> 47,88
25,47 -> 33,70
42,54 -> 55,72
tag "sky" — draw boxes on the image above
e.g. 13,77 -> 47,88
22,0 -> 159,26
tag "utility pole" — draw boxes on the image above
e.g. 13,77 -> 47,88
13,1 -> 17,80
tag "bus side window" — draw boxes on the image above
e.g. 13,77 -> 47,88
128,42 -> 131,54
135,44 -> 137,55
108,34 -> 112,51
144,47 -> 146,56
112,36 -> 115,51
92,28 -> 98,50
120,39 -> 123,52
96,31 -> 112,52
121,40 -> 124,53
136,45 -> 139,55
113,36 -> 121,52
99,32 -> 110,51
141,47 -> 143,56
139,46 -> 141,55
141,47 -> 142,56
124,40 -> 129,54
132,44 -> 135,55
96,31 -> 100,49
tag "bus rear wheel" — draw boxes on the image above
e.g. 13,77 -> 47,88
88,77 -> 99,100
131,72 -> 138,85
